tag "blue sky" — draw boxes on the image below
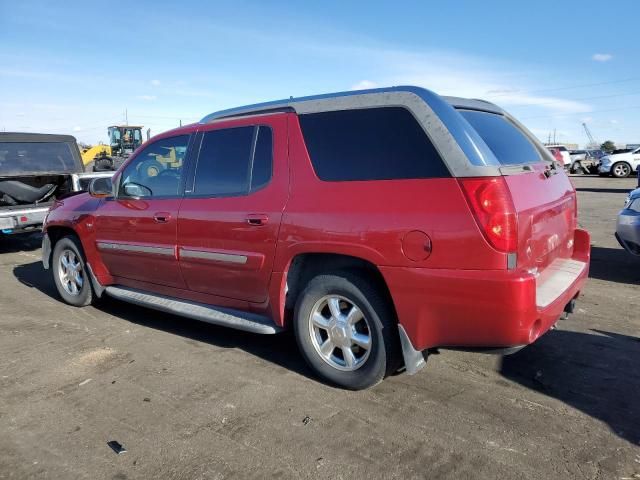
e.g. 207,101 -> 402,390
1,0 -> 639,146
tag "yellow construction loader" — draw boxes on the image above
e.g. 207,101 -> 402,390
80,125 -> 147,171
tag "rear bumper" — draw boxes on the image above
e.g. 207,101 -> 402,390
0,207 -> 49,234
381,228 -> 590,352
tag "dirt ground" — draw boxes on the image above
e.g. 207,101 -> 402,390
0,175 -> 638,480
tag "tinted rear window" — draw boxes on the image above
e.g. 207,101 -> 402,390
0,142 -> 78,174
459,110 -> 542,165
299,107 -> 449,181
192,126 -> 273,196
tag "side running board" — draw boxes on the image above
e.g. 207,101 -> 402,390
104,286 -> 283,335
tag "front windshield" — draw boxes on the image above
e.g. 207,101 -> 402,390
110,129 -> 121,146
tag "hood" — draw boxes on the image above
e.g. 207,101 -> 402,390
0,132 -> 84,176
604,152 -> 633,161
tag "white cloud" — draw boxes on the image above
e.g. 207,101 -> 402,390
350,80 -> 378,91
610,119 -> 619,124
136,95 -> 157,101
581,116 -> 593,123
73,126 -> 82,131
150,79 -> 161,86
365,49 -> 592,114
592,53 -> 613,62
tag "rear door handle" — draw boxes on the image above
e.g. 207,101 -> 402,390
246,214 -> 269,226
153,212 -> 171,223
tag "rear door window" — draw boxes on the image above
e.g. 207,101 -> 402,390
191,126 -> 273,196
299,107 -> 450,181
459,110 -> 542,166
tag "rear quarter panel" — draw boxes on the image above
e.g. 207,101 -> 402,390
274,114 -> 508,273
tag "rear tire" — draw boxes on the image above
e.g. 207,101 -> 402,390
52,236 -> 93,307
293,271 -> 401,390
611,162 -> 631,178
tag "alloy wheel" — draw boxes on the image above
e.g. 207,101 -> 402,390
613,163 -> 631,177
57,249 -> 84,295
308,295 -> 372,371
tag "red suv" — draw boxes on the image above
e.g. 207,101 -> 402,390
42,86 -> 590,389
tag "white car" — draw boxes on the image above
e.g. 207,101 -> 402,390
545,144 -> 571,167
598,147 -> 640,178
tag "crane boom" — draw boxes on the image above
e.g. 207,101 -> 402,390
582,122 -> 596,146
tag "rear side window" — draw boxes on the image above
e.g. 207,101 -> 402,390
299,107 -> 449,181
459,110 -> 541,165
193,126 -> 273,196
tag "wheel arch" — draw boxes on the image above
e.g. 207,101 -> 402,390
44,225 -> 81,268
45,224 -> 107,297
284,253 -> 392,312
278,251 -> 426,376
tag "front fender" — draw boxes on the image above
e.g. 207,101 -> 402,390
44,194 -> 114,285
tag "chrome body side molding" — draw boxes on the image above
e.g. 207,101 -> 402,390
96,242 -> 174,257
179,248 -> 248,265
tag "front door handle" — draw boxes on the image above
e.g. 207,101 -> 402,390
246,214 -> 269,226
153,212 -> 171,223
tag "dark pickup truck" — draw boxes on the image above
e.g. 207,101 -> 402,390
0,132 -> 111,235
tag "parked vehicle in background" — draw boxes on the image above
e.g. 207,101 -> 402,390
545,144 -> 571,167
0,133 -> 112,236
616,187 -> 640,255
42,86 -> 590,390
568,149 -> 603,174
598,147 -> 640,178
547,147 -> 564,165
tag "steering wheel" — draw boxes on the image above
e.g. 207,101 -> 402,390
156,168 -> 180,179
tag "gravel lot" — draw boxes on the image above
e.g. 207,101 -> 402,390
1,175 -> 638,480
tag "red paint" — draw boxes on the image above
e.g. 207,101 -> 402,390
44,111 -> 590,354
177,114 -> 289,303
94,198 -> 185,289
401,231 -> 432,261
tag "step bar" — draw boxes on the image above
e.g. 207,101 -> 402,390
104,286 -> 283,335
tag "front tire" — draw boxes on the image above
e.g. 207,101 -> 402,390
293,271 -> 401,390
52,236 -> 93,307
611,162 -> 631,178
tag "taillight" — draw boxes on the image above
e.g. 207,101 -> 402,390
459,177 -> 518,253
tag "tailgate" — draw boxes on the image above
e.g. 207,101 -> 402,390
503,163 -> 577,272
456,108 -> 578,274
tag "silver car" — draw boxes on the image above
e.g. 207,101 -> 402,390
616,187 -> 640,255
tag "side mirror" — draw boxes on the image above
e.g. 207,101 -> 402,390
89,177 -> 113,198
122,182 -> 152,198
